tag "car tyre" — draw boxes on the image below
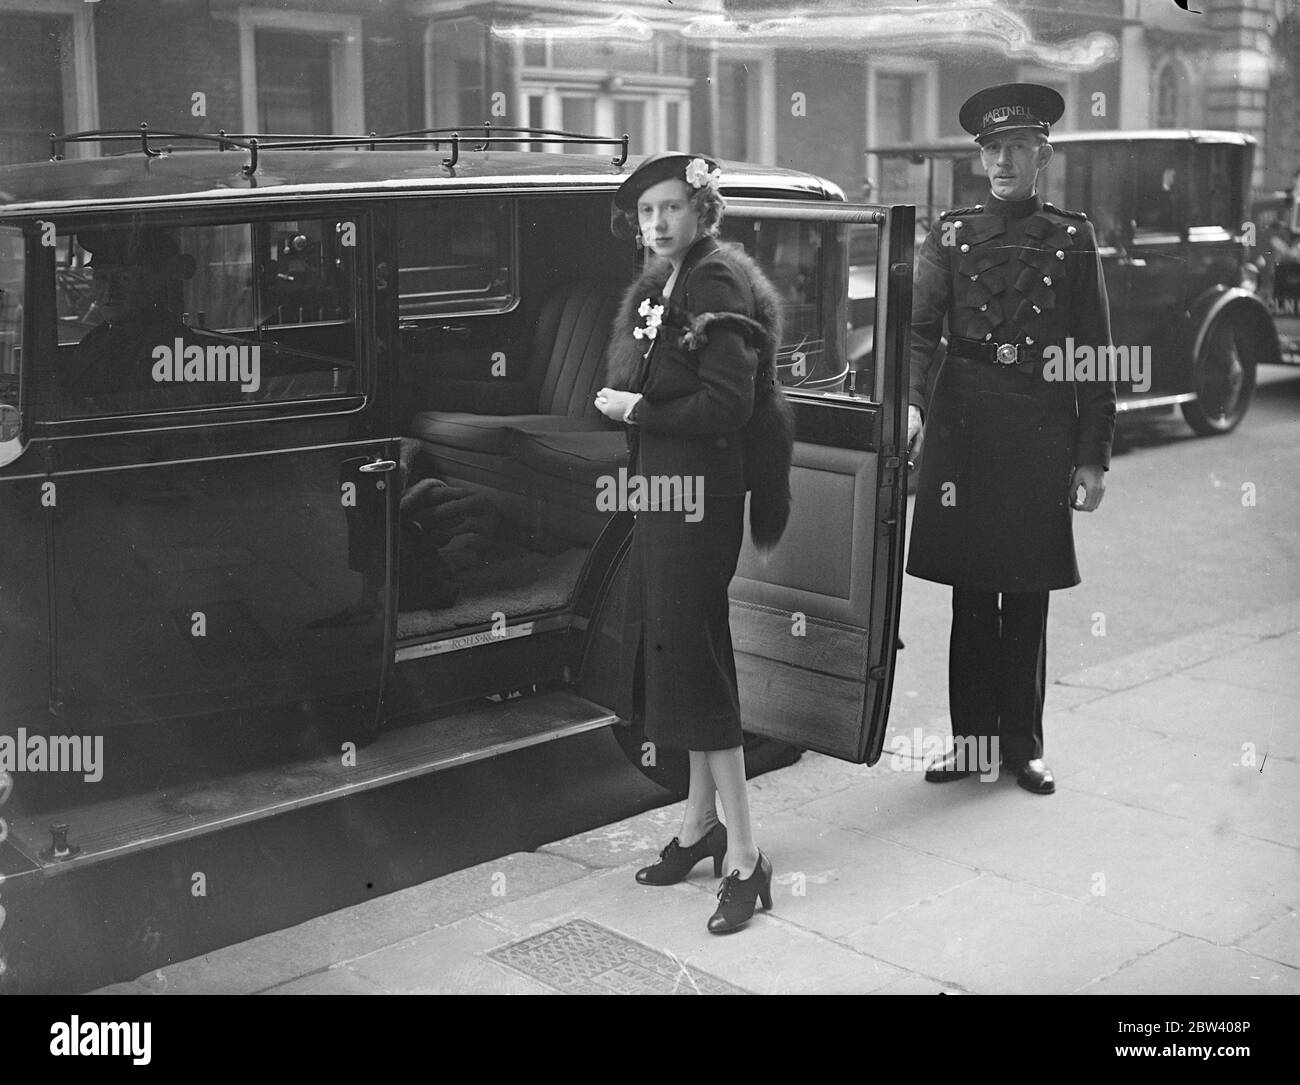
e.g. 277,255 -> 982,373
1181,317 -> 1257,436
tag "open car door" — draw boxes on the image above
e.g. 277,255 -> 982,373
580,200 -> 913,767
725,199 -> 913,765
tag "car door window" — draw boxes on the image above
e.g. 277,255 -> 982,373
1132,143 -> 1186,237
720,216 -> 849,395
1059,144 -> 1133,248
396,197 -> 515,320
0,225 -> 21,410
53,214 -> 361,417
1189,143 -> 1242,229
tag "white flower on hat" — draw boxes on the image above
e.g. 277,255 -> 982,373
684,157 -> 722,191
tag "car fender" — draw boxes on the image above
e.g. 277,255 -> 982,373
1187,285 -> 1282,368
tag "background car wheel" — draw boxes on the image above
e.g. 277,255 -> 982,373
611,719 -> 803,797
1181,317 -> 1257,435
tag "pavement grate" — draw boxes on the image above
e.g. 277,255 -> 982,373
487,918 -> 748,994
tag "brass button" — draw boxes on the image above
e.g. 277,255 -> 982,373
984,332 -> 993,341
1056,249 -> 1065,259
970,273 -> 979,281
954,220 -> 964,229
1025,336 -> 1034,345
1043,276 -> 1052,285
1033,304 -> 1041,313
979,303 -> 988,311
960,243 -> 970,253
1067,225 -> 1077,235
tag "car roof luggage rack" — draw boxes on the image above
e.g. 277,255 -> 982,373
48,123 -> 631,176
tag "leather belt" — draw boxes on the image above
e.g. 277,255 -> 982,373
948,337 -> 1043,365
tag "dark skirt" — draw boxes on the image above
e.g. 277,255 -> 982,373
616,496 -> 746,751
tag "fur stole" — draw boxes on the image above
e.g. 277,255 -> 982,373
605,242 -> 794,550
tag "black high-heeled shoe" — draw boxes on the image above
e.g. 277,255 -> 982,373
635,823 -> 727,886
707,850 -> 773,934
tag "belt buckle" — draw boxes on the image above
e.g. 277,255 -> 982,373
995,342 -> 1018,365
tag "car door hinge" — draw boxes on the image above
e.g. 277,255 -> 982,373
868,665 -> 888,680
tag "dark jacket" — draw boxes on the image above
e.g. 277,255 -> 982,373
907,192 -> 1116,591
607,235 -> 776,496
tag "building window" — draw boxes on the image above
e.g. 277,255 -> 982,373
427,17 -> 487,129
1155,57 -> 1190,128
865,60 -> 937,205
875,74 -> 914,143
0,0 -> 98,166
513,25 -> 700,157
256,31 -> 333,133
717,59 -> 751,161
713,52 -> 775,164
225,7 -> 364,136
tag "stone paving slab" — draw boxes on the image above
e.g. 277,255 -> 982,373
1066,675 -> 1300,761
262,967 -> 391,995
339,916 -> 557,995
832,871 -> 1173,995
1218,600 -> 1300,640
1237,909 -> 1300,970
96,851 -> 587,995
798,776 -> 1297,946
1079,936 -> 1300,995
1180,633 -> 1300,699
1058,627 -> 1260,692
477,865 -> 905,995
726,810 -> 981,936
1060,733 -> 1300,850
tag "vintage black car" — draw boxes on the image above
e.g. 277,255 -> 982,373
0,127 -> 913,880
862,130 -> 1282,438
1250,179 -> 1300,365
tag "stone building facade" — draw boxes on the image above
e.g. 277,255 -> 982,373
0,0 -> 1295,195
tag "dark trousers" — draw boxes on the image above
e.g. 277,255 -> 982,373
949,588 -> 1049,763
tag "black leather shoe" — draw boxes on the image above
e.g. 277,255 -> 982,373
708,851 -> 773,934
1015,758 -> 1055,794
924,752 -> 976,782
636,823 -> 727,886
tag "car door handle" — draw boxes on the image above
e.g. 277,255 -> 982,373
358,459 -> 397,473
1120,257 -> 1147,267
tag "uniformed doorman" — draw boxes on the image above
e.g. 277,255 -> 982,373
906,83 -> 1116,794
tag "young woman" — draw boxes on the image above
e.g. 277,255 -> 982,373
595,152 -> 789,933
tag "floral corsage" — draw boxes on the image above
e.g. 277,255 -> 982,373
632,297 -> 666,341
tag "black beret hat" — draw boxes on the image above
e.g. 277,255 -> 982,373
610,152 -> 722,239
613,152 -> 722,210
959,82 -> 1065,143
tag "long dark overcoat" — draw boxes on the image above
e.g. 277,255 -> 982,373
606,234 -> 779,751
907,193 -> 1117,592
